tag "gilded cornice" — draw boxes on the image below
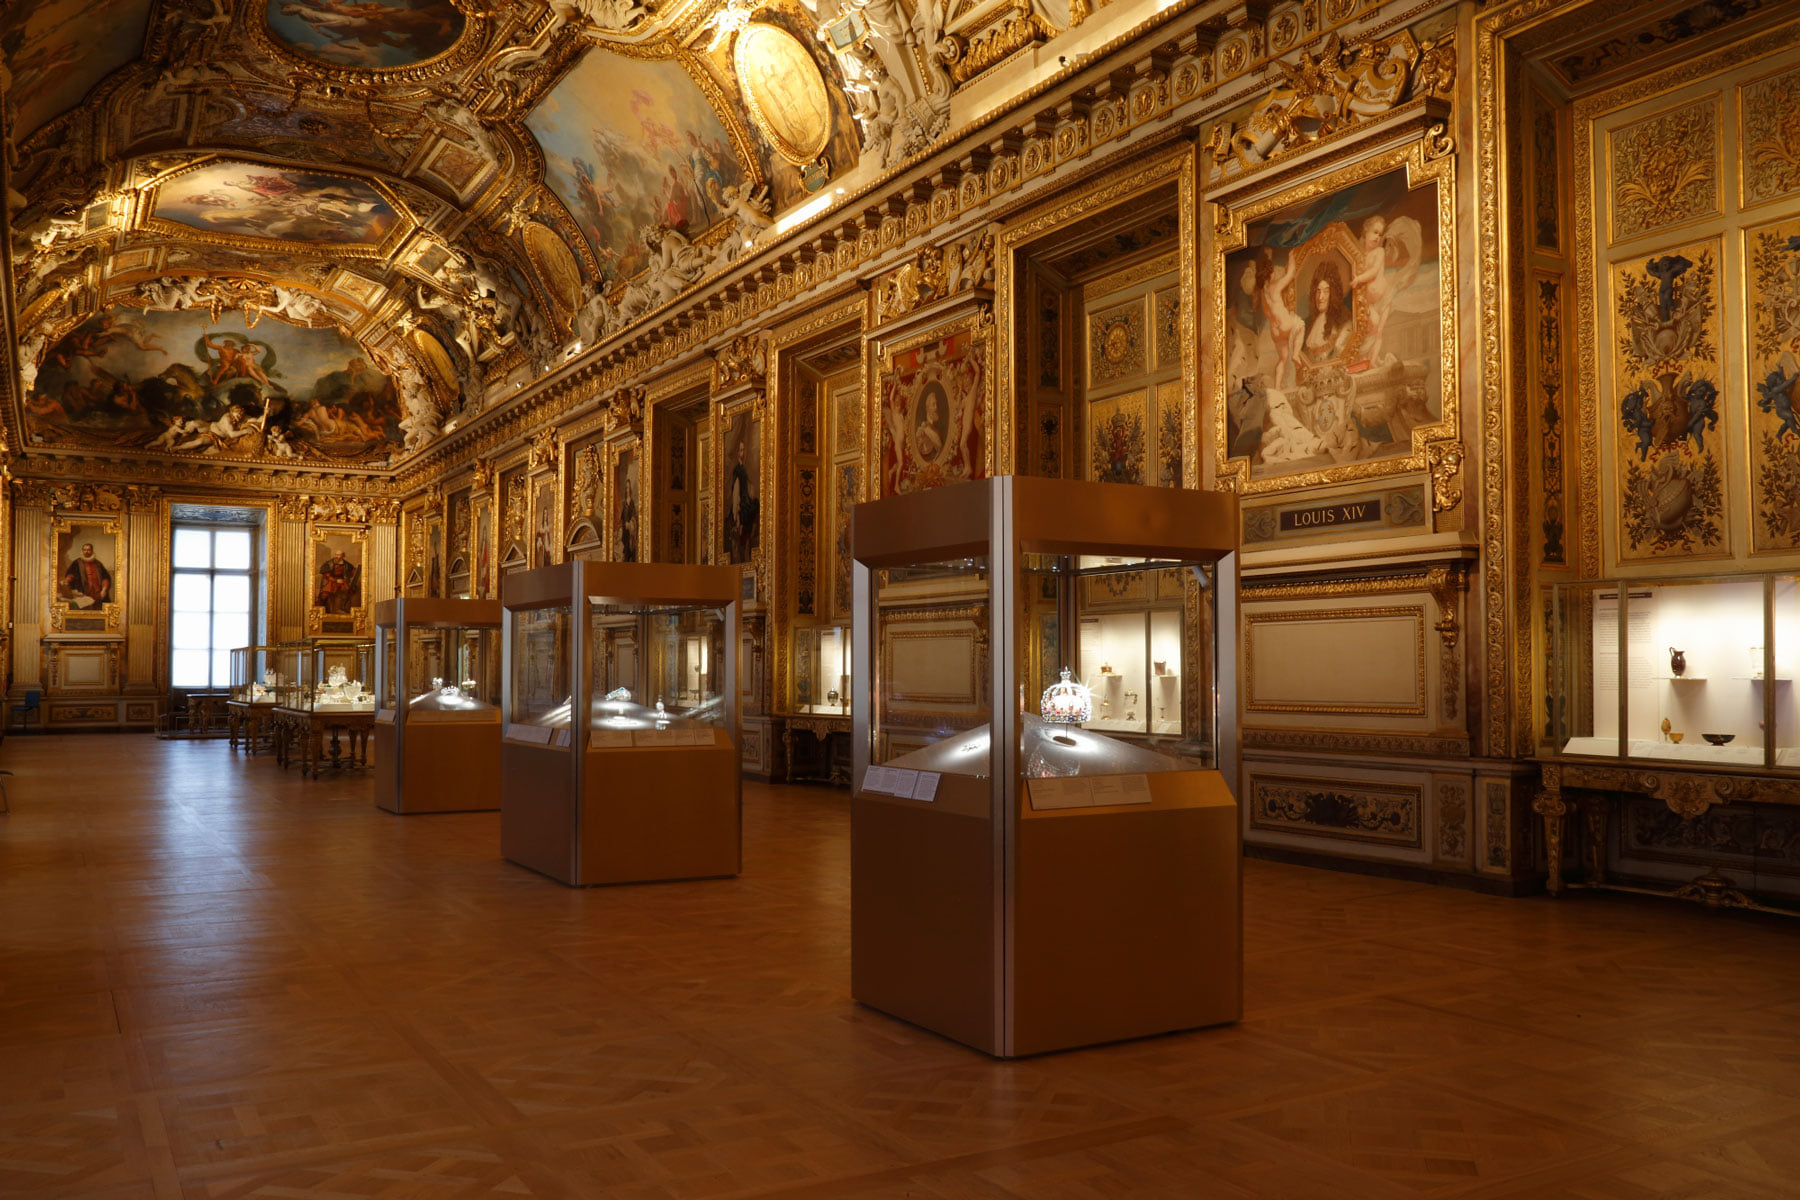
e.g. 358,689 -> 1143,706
9,454 -> 399,498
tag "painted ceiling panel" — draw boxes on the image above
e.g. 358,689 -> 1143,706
1,0 -> 154,139
262,0 -> 465,69
150,161 -> 402,247
529,49 -> 750,283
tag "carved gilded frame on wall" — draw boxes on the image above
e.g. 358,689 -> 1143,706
867,307 -> 997,497
994,142 -> 1198,484
711,388 -> 772,593
601,433 -> 642,563
1210,136 -> 1458,495
48,511 -> 125,635
306,523 -> 370,636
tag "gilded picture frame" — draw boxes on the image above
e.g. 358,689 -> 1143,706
712,391 -> 769,572
1211,136 -> 1458,495
307,523 -> 369,636
49,512 -> 124,635
871,309 -> 996,498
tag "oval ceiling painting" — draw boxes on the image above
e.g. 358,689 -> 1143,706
263,0 -> 465,70
734,23 -> 832,165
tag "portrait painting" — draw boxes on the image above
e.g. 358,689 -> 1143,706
55,525 -> 118,612
312,530 -> 364,621
471,492 -> 494,600
879,327 -> 988,496
532,477 -> 557,568
26,308 -> 403,463
264,0 -> 464,70
1220,161 -> 1444,484
613,445 -> 640,563
529,51 -> 751,283
721,407 -> 762,564
152,162 -> 401,246
0,0 -> 153,141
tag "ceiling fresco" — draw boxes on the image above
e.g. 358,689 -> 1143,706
1,0 -> 1043,474
148,161 -> 404,247
0,0 -> 154,141
262,0 -> 467,69
529,50 -> 752,283
26,307 -> 403,462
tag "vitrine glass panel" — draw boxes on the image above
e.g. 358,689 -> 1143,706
869,558 -> 991,778
793,624 -> 852,714
1549,573 -> 1800,770
1020,555 -> 1217,778
587,601 -> 727,734
509,605 -> 572,731
379,632 -> 398,713
403,625 -> 498,720
229,646 -> 279,704
307,642 -> 375,712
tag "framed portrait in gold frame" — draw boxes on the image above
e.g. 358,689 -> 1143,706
308,524 -> 369,636
1212,137 -> 1457,495
713,393 -> 768,568
49,513 -> 124,634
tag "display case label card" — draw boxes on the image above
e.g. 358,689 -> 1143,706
506,723 -> 555,744
862,766 -> 926,797
860,766 -> 892,794
1089,774 -> 1154,807
684,726 -> 716,746
910,771 -> 941,801
1028,777 -> 1093,810
591,729 -> 633,749
633,729 -> 681,747
552,728 -> 572,747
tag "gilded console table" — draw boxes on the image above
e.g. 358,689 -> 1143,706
783,714 -> 851,786
1536,760 -> 1800,909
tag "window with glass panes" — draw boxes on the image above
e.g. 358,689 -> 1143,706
170,526 -> 257,688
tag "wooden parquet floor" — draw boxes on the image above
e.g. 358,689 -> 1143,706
3,735 -> 1800,1199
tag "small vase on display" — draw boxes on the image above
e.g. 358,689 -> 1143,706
1669,648 -> 1686,677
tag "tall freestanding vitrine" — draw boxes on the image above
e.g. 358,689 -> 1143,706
373,598 -> 502,814
500,561 -> 741,886
851,476 -> 1241,1058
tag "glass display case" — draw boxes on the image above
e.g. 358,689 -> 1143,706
793,623 -> 852,715
226,645 -> 280,753
373,599 -> 502,814
1545,573 -> 1800,769
270,639 -> 377,776
851,476 -> 1240,1058
500,560 -> 740,886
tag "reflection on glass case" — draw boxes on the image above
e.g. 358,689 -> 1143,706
373,599 -> 502,815
501,561 -> 741,886
229,646 -> 280,705
1547,573 -> 1800,769
852,476 -> 1241,1058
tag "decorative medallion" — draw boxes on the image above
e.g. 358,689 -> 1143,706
1608,95 -> 1721,244
412,329 -> 458,391
733,22 -> 833,166
523,222 -> 583,317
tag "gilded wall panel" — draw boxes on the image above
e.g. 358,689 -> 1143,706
1746,213 -> 1800,552
13,507 -> 46,686
1244,606 -> 1427,717
1606,95 -> 1721,245
1087,389 -> 1148,485
1610,240 -> 1728,561
1086,297 -> 1147,388
1738,62 -> 1800,210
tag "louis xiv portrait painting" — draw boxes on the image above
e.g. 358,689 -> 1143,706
1221,161 -> 1444,483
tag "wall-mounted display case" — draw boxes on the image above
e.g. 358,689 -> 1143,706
500,561 -> 740,886
373,599 -> 501,814
1546,573 -> 1800,769
793,622 -> 851,715
851,476 -> 1240,1058
270,639 -> 377,776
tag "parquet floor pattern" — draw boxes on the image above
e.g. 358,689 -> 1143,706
3,735 -> 1799,1199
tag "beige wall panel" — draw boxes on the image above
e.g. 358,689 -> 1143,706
13,507 -> 45,687
1246,609 -> 1425,715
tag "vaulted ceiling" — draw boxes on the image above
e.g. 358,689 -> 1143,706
2,0 -> 1007,469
